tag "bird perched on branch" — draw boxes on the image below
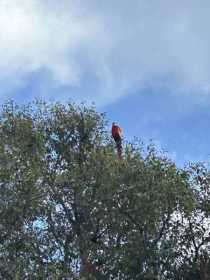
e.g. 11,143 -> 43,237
112,122 -> 123,159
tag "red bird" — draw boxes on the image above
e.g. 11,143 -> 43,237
112,122 -> 123,159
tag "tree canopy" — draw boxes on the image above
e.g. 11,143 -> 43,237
0,100 -> 209,279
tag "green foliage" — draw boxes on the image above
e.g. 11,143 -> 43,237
0,100 -> 209,279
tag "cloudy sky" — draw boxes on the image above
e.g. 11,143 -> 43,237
1,0 -> 210,165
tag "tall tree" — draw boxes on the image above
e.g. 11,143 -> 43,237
0,100 -> 209,279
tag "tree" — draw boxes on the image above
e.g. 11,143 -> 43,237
170,163 -> 210,280
0,100 -> 209,279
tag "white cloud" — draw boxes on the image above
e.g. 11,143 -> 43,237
1,0 -> 210,104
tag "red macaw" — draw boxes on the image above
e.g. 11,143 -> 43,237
112,122 -> 123,159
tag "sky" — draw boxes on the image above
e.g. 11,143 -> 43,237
1,0 -> 210,165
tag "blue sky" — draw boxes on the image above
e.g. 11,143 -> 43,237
1,0 -> 210,165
